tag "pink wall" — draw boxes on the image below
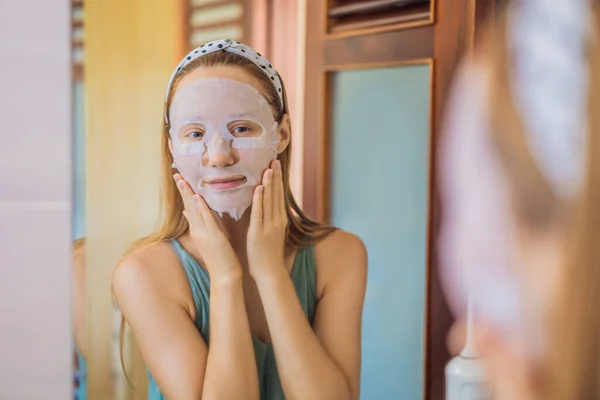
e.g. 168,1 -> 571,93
0,1 -> 73,398
250,0 -> 306,205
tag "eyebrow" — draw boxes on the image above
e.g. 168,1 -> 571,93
180,118 -> 206,125
180,113 -> 257,123
228,113 -> 258,119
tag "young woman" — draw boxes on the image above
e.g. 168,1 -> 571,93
112,40 -> 367,400
440,1 -> 599,399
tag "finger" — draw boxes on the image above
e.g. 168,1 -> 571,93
250,185 -> 264,230
181,209 -> 203,234
193,194 -> 217,228
173,174 -> 195,212
273,160 -> 285,218
262,168 -> 274,223
270,161 -> 280,213
175,175 -> 206,231
182,209 -> 193,226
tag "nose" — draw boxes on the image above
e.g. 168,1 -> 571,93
207,152 -> 235,167
205,137 -> 235,167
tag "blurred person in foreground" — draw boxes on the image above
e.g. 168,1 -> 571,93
438,0 -> 600,398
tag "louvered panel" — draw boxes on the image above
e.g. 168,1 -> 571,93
186,0 -> 247,50
72,0 -> 85,80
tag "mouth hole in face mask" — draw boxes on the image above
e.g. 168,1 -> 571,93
201,175 -> 248,191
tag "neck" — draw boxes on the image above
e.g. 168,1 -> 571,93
178,208 -> 252,272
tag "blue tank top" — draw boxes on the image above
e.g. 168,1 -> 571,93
147,239 -> 318,400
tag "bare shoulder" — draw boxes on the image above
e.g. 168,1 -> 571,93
112,241 -> 190,309
315,229 -> 368,267
314,229 -> 368,293
113,241 -> 172,283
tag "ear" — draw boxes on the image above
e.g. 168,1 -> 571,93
276,114 -> 291,154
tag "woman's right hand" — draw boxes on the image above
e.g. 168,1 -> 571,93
174,173 -> 242,281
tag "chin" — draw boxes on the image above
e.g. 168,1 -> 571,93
206,200 -> 252,217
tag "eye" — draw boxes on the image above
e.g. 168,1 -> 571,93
233,126 -> 250,135
227,121 -> 262,137
186,130 -> 203,139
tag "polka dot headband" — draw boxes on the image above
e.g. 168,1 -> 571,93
164,39 -> 284,124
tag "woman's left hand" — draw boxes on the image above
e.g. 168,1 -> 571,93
247,159 -> 288,280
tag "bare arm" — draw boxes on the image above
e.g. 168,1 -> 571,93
72,243 -> 87,358
255,231 -> 368,400
204,274 -> 259,400
113,252 -> 258,400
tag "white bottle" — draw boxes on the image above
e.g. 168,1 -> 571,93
445,297 -> 492,400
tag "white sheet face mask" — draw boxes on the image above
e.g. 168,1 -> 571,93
169,78 -> 279,220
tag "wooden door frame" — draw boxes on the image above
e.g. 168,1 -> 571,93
305,2 -> 439,400
304,3 -> 441,395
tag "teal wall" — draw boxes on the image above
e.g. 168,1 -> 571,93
73,82 -> 85,240
329,65 -> 431,399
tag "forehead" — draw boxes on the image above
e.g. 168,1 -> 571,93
177,65 -> 265,96
169,76 -> 275,127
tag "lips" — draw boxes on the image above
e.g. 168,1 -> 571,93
204,176 -> 247,191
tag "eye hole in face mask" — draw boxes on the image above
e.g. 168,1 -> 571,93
227,120 -> 263,138
179,124 -> 205,143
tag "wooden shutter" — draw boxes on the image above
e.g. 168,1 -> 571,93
72,0 -> 84,80
326,0 -> 432,38
185,0 -> 250,50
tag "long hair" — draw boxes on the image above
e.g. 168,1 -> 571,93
480,6 -> 600,399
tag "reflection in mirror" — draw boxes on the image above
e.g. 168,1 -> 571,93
109,39 -> 368,399
85,3 -> 436,400
83,5 -> 370,397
